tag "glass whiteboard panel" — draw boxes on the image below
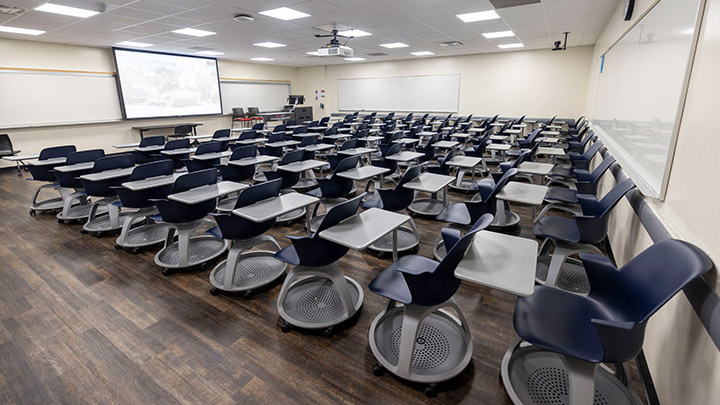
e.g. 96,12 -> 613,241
592,0 -> 704,198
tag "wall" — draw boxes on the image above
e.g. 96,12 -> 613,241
0,38 -> 296,168
294,46 -> 594,119
587,0 -> 720,404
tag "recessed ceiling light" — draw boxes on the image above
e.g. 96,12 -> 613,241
116,41 -> 153,48
338,29 -> 372,37
456,10 -> 500,23
196,51 -> 223,56
380,42 -> 409,48
259,7 -> 310,21
306,51 -> 320,56
0,26 -> 45,36
498,43 -> 524,49
251,57 -> 274,61
344,57 -> 366,61
35,3 -> 99,18
410,51 -> 434,56
172,28 -> 216,37
254,42 -> 285,48
483,30 -> 515,39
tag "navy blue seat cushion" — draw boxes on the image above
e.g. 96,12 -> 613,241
274,244 -> 301,266
436,202 -> 471,225
544,187 -> 579,204
514,285 -> 606,363
369,255 -> 439,304
362,194 -> 383,209
548,166 -> 573,178
532,216 -> 581,243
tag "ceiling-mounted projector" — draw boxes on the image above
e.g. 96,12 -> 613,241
317,44 -> 353,57
315,27 -> 354,57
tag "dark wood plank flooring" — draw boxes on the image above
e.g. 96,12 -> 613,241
0,166 -> 568,404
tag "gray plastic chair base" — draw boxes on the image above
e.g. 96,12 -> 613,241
31,197 -> 65,213
448,180 -> 480,193
368,226 -> 420,254
369,299 -> 472,384
56,202 -> 102,221
155,236 -> 228,270
408,198 -> 444,216
491,209 -> 521,228
277,207 -> 306,223
210,251 -> 286,293
277,264 -> 363,330
83,201 -> 140,233
501,339 -> 641,405
116,222 -> 171,249
536,255 -> 590,294
292,178 -> 318,190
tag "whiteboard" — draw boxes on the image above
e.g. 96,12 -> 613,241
337,74 -> 460,112
592,0 -> 704,198
0,70 -> 122,128
220,81 -> 290,114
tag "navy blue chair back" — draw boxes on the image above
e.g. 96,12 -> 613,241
114,160 -> 175,208
339,139 -> 357,151
29,145 -> 77,182
54,149 -> 105,189
576,156 -> 616,195
165,139 -> 189,150
154,169 -> 218,223
575,179 -> 635,243
140,136 -> 165,147
376,165 -> 420,212
82,154 -> 135,197
213,129 -> 230,139
460,168 -> 517,224
213,179 -> 282,240
299,135 -> 318,147
219,146 -> 257,183
251,122 -> 264,131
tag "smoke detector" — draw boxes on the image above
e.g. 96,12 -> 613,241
233,14 -> 254,22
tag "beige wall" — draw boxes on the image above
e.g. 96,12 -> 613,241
294,47 -> 593,119
588,0 -> 720,404
0,38 -> 296,168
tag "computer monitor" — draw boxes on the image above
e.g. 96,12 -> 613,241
287,95 -> 305,105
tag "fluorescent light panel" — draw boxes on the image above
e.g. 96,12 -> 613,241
254,41 -> 285,48
172,28 -> 215,37
344,57 -> 366,61
35,3 -> 99,18
259,7 -> 310,21
116,41 -> 153,47
338,29 -> 371,37
380,42 -> 409,48
251,57 -> 274,61
196,51 -> 223,56
456,10 -> 500,23
498,43 -> 524,49
483,30 -> 514,39
306,51 -> 320,56
0,26 -> 45,35
410,51 -> 434,56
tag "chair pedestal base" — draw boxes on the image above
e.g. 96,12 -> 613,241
491,200 -> 521,228
369,298 -> 472,385
30,184 -> 71,213
501,338 -> 640,405
368,221 -> 421,255
408,196 -> 444,217
56,190 -> 98,221
536,239 -> 602,292
277,264 -> 363,331
83,199 -> 139,234
154,220 -> 228,270
116,208 -> 169,249
209,235 -> 286,294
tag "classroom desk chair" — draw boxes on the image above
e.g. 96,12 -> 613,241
27,145 -> 76,216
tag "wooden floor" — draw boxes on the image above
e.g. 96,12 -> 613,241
0,167 -> 559,404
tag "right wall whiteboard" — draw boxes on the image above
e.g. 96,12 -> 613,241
337,74 -> 460,113
592,0 -> 705,198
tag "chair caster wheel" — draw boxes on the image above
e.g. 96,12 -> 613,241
242,291 -> 253,300
209,287 -> 219,296
114,244 -> 122,250
424,385 -> 437,398
94,232 -> 102,238
199,262 -> 208,270
498,369 -> 503,382
131,248 -> 139,255
376,251 -> 387,259
58,219 -> 64,224
372,364 -> 385,376
408,211 -> 416,217
162,269 -> 171,276
323,327 -> 334,338
280,322 -> 292,333
29,210 -> 36,216
80,229 -> 88,234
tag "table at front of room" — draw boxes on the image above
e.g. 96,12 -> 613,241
132,123 -> 203,139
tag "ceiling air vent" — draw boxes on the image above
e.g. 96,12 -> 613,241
437,41 -> 463,47
366,52 -> 388,56
0,5 -> 24,15
489,0 -> 541,8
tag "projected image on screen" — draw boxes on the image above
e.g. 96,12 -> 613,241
114,49 -> 222,119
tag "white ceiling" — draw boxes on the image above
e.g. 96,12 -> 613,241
0,0 -> 620,67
